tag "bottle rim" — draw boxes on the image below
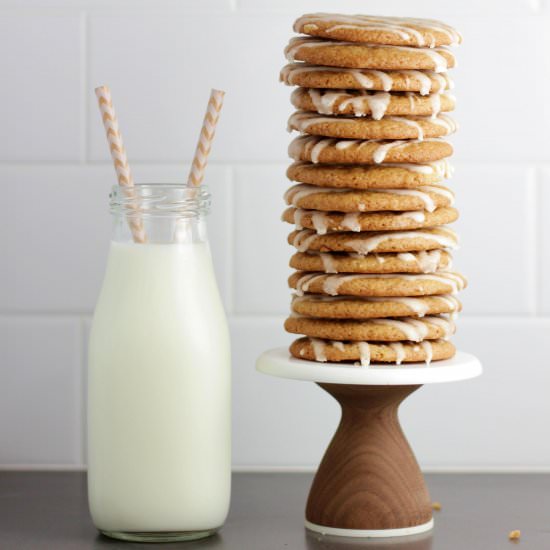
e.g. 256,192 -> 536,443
109,183 -> 211,218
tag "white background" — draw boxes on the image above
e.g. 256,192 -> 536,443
1,0 -> 550,471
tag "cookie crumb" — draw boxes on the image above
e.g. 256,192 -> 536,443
431,501 -> 442,511
508,530 -> 521,541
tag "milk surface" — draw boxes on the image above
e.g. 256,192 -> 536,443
88,241 -> 231,533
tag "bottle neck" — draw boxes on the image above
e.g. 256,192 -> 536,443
111,213 -> 208,245
109,184 -> 211,245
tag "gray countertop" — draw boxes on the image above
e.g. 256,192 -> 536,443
0,472 -> 548,549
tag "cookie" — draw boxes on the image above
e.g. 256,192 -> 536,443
290,337 -> 456,365
285,37 -> 456,72
291,88 -> 455,119
289,271 -> 467,297
285,315 -> 454,342
289,135 -> 453,164
284,183 -> 454,212
289,227 -> 458,254
287,160 -> 452,189
280,64 -> 453,95
283,206 -> 459,233
293,14 -> 462,48
288,111 -> 456,139
291,294 -> 461,319
289,249 -> 453,274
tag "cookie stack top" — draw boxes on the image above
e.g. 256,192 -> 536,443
280,13 -> 464,367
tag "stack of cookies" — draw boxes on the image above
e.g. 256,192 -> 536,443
280,13 -> 465,366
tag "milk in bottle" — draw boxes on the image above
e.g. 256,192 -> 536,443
88,184 -> 230,542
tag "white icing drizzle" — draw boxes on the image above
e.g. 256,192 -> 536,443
428,113 -> 456,134
386,116 -> 424,140
383,188 -> 436,211
399,211 -> 426,223
437,295 -> 460,312
310,138 -> 334,163
372,140 -> 407,164
418,250 -> 442,272
311,211 -> 328,235
320,253 -> 338,273
390,342 -> 405,365
423,316 -> 455,340
358,342 -> 371,367
406,92 -> 416,112
369,69 -> 393,91
370,318 -> 428,342
293,229 -> 320,253
335,139 -> 360,149
373,296 -> 430,317
400,70 -> 433,95
345,227 -> 457,255
293,208 -> 305,230
429,92 -> 441,117
310,338 -> 327,362
421,185 -> 455,205
307,89 -> 344,115
342,212 -> 362,232
421,341 -> 433,365
285,183 -> 326,204
294,272 -> 327,296
332,340 -> 345,352
397,250 -> 441,273
397,252 -> 417,263
338,91 -> 391,119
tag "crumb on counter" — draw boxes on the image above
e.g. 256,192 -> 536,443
508,530 -> 521,541
431,501 -> 442,511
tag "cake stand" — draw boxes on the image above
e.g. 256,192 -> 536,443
256,349 -> 482,538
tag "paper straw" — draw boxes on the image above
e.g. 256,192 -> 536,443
95,85 -> 146,243
187,89 -> 226,187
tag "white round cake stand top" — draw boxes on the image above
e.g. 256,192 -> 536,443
256,348 -> 482,385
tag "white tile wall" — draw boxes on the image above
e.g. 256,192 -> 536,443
2,1 -> 549,470
0,316 -> 83,466
0,14 -> 83,161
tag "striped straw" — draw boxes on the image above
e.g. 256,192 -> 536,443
187,88 -> 226,186
95,85 -> 146,243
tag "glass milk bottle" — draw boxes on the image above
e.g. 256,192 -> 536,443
87,184 -> 231,542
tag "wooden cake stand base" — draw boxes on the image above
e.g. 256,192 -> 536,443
256,349 -> 482,538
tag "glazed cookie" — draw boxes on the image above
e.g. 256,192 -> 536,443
284,183 -> 454,212
289,249 -> 453,274
293,14 -> 462,48
283,206 -> 459,233
291,89 -> 455,119
289,271 -> 466,297
289,227 -> 458,254
280,64 -> 453,94
285,37 -> 456,72
288,111 -> 456,140
287,161 -> 452,189
290,337 -> 456,365
289,135 -> 453,164
291,294 -> 461,319
285,315 -> 454,342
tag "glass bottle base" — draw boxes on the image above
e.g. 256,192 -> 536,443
100,528 -> 219,543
